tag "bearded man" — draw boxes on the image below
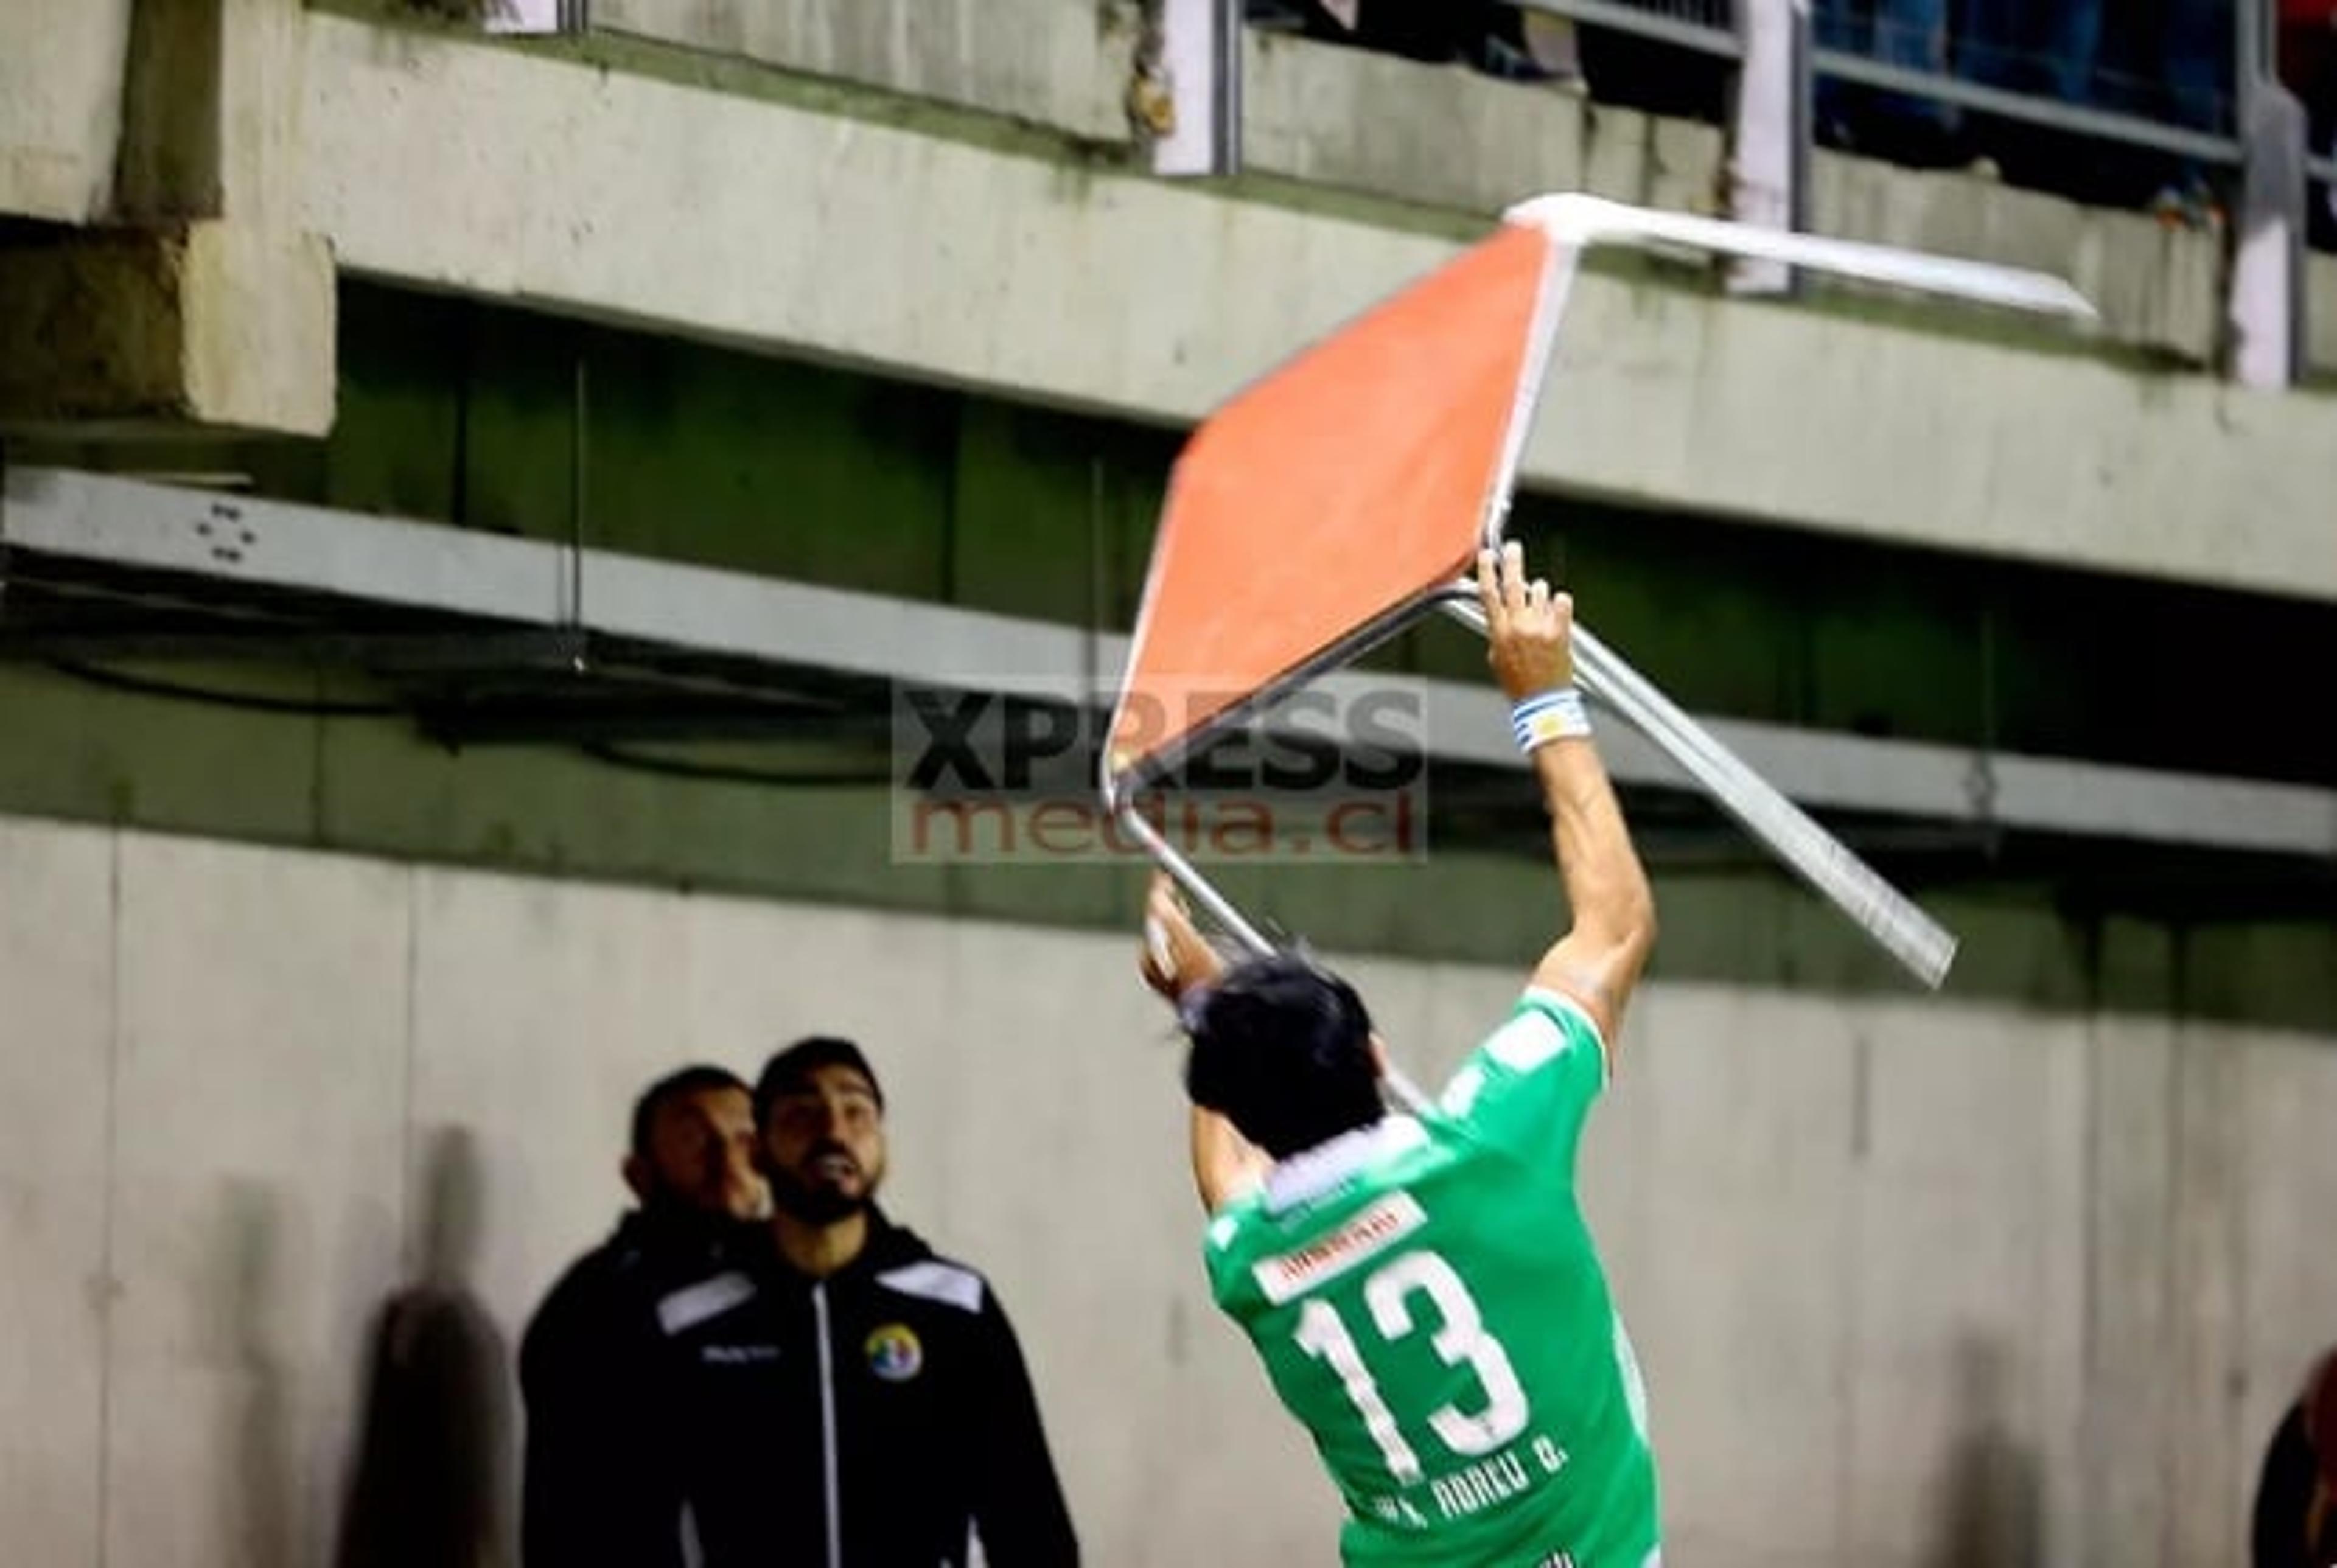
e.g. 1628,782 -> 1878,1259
642,1036 -> 1081,1568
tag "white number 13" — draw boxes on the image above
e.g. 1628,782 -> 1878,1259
1291,1250 -> 1529,1484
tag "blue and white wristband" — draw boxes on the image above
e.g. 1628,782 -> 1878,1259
1511,686 -> 1591,752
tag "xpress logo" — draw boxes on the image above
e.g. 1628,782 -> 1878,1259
891,681 -> 1428,865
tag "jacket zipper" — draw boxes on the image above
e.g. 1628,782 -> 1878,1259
814,1281 -> 842,1568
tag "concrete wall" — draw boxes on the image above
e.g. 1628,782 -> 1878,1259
293,13 -> 2337,604
0,0 -> 133,222
1240,29 -> 2224,366
590,0 -> 1139,145
4,812 -> 2333,1567
1806,151 -> 2221,366
1238,30 -> 1721,235
587,0 -> 2228,367
32,282 -> 2333,792
11,4 -> 2327,568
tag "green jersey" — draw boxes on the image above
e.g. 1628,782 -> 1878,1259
1204,990 -> 1658,1568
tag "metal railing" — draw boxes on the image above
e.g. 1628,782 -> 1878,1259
1519,0 -> 1739,60
1523,0 -> 2254,154
1811,50 -> 2246,165
2314,158 -> 2337,260
1165,0 -> 2328,385
506,0 -> 2328,377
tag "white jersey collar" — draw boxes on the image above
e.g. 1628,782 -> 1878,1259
1265,1117 -> 1426,1214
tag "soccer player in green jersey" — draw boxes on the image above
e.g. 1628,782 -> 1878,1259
1139,542 -> 1661,1568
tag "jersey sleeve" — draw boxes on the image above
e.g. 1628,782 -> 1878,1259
1200,1200 -> 1262,1317
1434,988 -> 1609,1177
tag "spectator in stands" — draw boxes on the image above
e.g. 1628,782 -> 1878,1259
1962,0 -> 2101,108
2147,0 -> 2232,220
1476,5 -> 1581,85
1245,0 -> 1474,67
1814,0 -> 1964,166
1576,2 -> 1737,124
1246,0 -> 1578,85
2280,0 -> 2337,247
1960,0 -> 2229,220
2154,0 -> 2232,133
1249,0 -> 1737,122
1958,0 -> 2108,198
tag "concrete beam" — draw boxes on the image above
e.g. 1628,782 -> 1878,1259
1241,38 -> 2221,364
116,0 -> 312,226
0,0 -> 338,439
0,0 -> 312,229
298,14 -> 2337,602
1808,151 -> 2222,367
13,466 -> 2336,860
588,0 -> 1140,145
1239,29 -> 1720,222
0,223 -> 335,437
0,0 -> 136,223
590,0 -> 2224,367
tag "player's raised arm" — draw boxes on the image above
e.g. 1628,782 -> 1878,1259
1137,874 -> 1271,1213
1478,543 -> 1657,1057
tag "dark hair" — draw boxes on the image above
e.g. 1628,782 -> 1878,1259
754,1036 -> 886,1128
629,1064 -> 752,1158
1184,953 -> 1381,1159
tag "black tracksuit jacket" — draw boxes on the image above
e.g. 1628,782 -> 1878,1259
521,1207 -> 744,1568
521,1208 -> 1080,1568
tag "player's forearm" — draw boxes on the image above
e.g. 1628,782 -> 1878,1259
1534,737 -> 1655,966
1145,876 -> 1261,1208
1190,1107 -> 1263,1211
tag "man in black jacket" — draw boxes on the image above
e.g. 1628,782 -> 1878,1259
2253,1344 -> 2337,1568
519,1064 -> 767,1568
660,1035 -> 1080,1567
523,1039 -> 1081,1568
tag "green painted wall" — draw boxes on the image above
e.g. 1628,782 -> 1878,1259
1,652 -> 2330,1031
6,282 -> 2332,1031
29,281 -> 2332,780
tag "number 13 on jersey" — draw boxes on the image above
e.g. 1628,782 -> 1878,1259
1291,1249 -> 1532,1484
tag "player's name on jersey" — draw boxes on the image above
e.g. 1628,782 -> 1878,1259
1253,1193 -> 1427,1304
1361,1434 -> 1570,1530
